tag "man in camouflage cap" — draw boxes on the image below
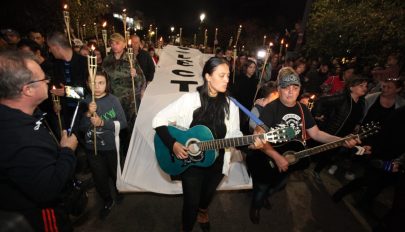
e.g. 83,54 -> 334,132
102,33 -> 145,153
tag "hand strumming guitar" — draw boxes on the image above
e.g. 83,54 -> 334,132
173,141 -> 189,159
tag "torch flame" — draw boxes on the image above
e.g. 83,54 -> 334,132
281,39 -> 284,44
285,43 -> 289,48
310,95 -> 316,100
52,85 -> 56,90
270,42 -> 274,47
63,4 -> 68,10
91,45 -> 95,51
102,21 -> 107,28
128,39 -> 132,46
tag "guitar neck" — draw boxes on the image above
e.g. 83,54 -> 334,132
198,134 -> 265,151
295,135 -> 359,159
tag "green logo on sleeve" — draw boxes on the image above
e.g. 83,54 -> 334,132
101,108 -> 117,121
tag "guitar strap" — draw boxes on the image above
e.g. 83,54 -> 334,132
297,102 -> 308,146
229,97 -> 270,132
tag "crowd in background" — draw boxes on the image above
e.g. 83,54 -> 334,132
0,24 -> 404,232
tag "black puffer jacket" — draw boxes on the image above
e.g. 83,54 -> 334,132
312,90 -> 365,136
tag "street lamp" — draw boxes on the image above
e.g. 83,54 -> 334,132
200,13 -> 205,23
199,13 -> 206,46
170,26 -> 175,44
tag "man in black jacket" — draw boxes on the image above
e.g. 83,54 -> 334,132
130,34 -> 155,86
47,31 -> 88,130
0,50 -> 78,231
311,75 -> 369,181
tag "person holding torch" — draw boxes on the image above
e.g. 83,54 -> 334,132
79,70 -> 127,220
102,33 -> 143,155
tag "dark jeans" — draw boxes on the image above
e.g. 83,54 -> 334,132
180,158 -> 224,232
313,147 -> 346,174
86,149 -> 118,202
334,166 -> 398,205
378,173 -> 405,231
251,173 -> 287,209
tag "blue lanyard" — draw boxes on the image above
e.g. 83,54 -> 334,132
229,97 -> 269,132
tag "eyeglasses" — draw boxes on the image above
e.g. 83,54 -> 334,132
26,75 -> 50,85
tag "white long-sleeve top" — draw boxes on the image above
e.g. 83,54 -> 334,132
152,91 -> 243,175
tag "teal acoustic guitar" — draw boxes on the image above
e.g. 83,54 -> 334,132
154,125 -> 295,175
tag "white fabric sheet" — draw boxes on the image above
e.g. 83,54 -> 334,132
116,45 -> 252,194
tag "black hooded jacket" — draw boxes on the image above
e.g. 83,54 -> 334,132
0,104 -> 76,211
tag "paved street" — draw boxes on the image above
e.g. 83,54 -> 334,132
74,165 -> 392,232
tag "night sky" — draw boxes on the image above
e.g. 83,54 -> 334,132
0,0 -> 306,41
125,0 -> 306,35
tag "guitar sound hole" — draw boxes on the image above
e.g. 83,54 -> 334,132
284,152 -> 297,164
187,139 -> 201,157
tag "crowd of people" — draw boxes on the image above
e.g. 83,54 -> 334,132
0,28 -> 156,231
0,25 -> 404,232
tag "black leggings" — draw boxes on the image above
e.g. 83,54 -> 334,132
86,149 -> 118,202
180,158 -> 224,231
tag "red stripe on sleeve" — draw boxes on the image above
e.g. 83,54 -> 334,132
50,209 -> 59,232
42,209 -> 49,232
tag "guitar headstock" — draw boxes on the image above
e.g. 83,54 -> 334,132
358,121 -> 380,139
265,127 -> 295,144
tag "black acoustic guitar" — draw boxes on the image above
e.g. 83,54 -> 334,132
268,122 -> 380,169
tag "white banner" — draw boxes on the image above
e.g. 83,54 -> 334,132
116,45 -> 252,194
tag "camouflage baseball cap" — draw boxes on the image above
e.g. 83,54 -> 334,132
278,73 -> 301,88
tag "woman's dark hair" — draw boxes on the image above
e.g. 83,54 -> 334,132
194,57 -> 230,130
242,59 -> 256,75
260,81 -> 277,98
17,39 -> 41,54
344,74 -> 369,89
292,58 -> 306,70
92,70 -> 111,94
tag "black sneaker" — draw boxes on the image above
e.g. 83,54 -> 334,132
99,200 -> 114,220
